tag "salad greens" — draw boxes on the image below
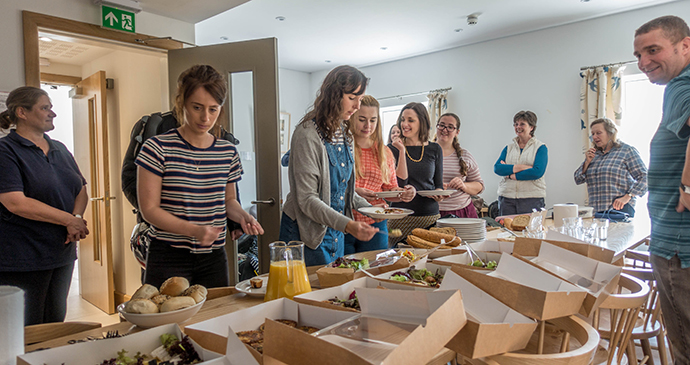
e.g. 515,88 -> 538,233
331,257 -> 369,270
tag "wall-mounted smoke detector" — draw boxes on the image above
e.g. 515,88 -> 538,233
467,14 -> 479,26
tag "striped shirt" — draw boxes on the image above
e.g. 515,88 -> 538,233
135,129 -> 242,253
648,63 -> 690,268
353,146 -> 399,224
439,149 -> 484,211
573,142 -> 647,212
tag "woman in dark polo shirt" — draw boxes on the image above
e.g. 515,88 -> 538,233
0,86 -> 89,325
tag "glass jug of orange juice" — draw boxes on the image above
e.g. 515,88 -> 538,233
264,241 -> 312,301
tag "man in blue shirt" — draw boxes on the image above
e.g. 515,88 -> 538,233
634,15 -> 690,362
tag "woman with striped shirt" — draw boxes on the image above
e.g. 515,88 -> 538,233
136,65 -> 263,288
345,96 -> 416,253
434,113 -> 484,218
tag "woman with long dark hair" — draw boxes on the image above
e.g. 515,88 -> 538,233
280,65 -> 378,266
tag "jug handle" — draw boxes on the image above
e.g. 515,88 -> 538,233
284,249 -> 293,284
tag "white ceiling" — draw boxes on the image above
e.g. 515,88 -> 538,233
140,0 -> 251,23
192,0 -> 681,73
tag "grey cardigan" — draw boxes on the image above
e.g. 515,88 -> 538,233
282,121 -> 370,250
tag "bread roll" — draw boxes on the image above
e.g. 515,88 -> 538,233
411,228 -> 456,244
160,276 -> 190,296
131,284 -> 160,300
160,296 -> 196,312
150,294 -> 171,307
182,284 -> 208,303
124,299 -> 159,314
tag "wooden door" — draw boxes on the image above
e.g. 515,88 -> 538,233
74,71 -> 115,314
168,38 -> 281,281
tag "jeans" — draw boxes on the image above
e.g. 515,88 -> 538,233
0,262 -> 74,325
279,212 -> 343,267
498,196 -> 545,216
344,220 -> 388,254
651,254 -> 690,364
144,240 -> 229,289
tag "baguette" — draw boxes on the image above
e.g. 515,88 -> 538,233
406,235 -> 438,249
411,228 -> 457,244
430,227 -> 457,236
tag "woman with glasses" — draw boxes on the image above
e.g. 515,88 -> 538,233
387,102 -> 444,247
434,113 -> 484,218
574,118 -> 647,217
493,111 -> 548,216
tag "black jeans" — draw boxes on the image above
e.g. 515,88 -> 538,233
0,262 -> 74,325
144,239 -> 230,289
498,196 -> 545,216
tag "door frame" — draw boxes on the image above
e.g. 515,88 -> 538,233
22,11 -> 183,87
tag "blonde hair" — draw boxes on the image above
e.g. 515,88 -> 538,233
348,95 -> 390,184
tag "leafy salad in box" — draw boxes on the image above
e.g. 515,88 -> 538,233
390,266 -> 444,288
99,333 -> 201,365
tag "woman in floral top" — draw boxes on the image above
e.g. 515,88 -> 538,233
574,117 -> 647,217
345,95 -> 416,253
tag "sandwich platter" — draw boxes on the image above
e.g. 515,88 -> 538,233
437,218 -> 486,243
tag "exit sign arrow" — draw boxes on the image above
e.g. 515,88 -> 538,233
104,12 -> 118,27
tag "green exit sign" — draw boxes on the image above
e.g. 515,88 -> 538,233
101,5 -> 135,33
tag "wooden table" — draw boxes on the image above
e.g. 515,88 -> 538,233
25,289 -> 457,365
487,211 -> 651,261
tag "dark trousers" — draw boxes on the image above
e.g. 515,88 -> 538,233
144,240 -> 230,289
498,196 -> 545,216
0,262 -> 74,325
651,254 -> 690,364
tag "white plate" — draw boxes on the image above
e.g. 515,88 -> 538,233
357,207 -> 414,220
374,190 -> 403,198
437,218 -> 486,225
235,274 -> 269,297
117,297 -> 205,328
417,190 -> 456,197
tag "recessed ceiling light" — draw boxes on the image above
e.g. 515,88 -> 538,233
39,36 -> 53,42
220,36 -> 229,41
325,60 -> 331,63
581,0 -> 590,2
276,16 -> 286,21
380,47 -> 388,51
454,28 -> 463,33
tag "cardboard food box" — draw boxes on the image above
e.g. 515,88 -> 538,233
316,250 -> 428,288
453,252 -> 588,320
512,231 -> 615,263
440,269 -> 537,358
451,240 -> 515,256
515,242 -> 621,317
293,276 -> 434,312
18,323 -> 221,365
263,288 -> 466,365
374,260 -> 448,288
184,298 -> 358,364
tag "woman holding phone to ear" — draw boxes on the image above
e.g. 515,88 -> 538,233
574,117 -> 647,217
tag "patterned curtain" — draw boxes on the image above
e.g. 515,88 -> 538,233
427,91 -> 448,141
579,65 -> 624,206
579,65 -> 624,154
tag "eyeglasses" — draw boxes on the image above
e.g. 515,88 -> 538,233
436,124 -> 457,132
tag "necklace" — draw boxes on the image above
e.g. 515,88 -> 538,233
406,144 -> 425,163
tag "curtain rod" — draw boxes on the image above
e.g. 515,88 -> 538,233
580,60 -> 636,71
377,87 -> 452,101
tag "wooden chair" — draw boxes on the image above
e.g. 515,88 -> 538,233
461,315 -> 600,365
593,273 -> 650,365
623,250 -> 672,365
25,321 -> 102,346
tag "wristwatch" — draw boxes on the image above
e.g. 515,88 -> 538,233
681,183 -> 690,194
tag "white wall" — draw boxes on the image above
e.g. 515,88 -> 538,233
309,1 -> 690,210
79,49 -> 169,296
0,0 -> 194,92
278,68 -> 313,203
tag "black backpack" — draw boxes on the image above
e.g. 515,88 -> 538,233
122,111 -> 241,268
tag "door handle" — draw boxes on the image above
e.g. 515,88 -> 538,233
251,198 -> 275,206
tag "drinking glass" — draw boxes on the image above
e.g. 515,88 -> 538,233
593,218 -> 610,240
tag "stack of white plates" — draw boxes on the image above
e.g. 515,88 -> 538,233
436,218 -> 487,243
